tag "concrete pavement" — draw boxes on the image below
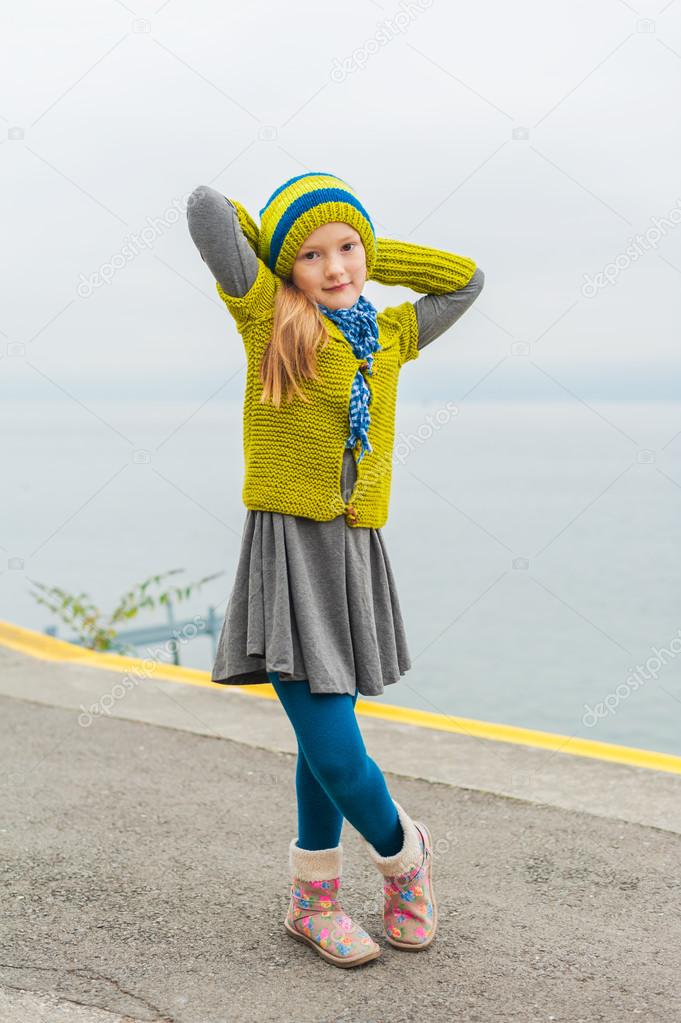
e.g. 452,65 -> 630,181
1,643 -> 680,1022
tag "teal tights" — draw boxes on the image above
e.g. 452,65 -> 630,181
267,671 -> 403,855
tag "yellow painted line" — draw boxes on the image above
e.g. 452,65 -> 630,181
2,619 -> 681,776
0,620 -> 217,687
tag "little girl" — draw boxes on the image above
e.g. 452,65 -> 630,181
187,172 -> 484,968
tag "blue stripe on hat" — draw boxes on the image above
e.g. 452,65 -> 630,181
258,171 -> 348,217
268,188 -> 376,272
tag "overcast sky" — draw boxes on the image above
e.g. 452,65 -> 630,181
3,0 -> 680,401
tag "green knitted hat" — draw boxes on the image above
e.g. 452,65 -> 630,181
257,171 -> 377,281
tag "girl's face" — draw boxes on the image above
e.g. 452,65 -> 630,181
292,222 -> 366,309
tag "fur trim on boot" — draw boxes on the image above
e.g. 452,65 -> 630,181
361,800 -> 423,877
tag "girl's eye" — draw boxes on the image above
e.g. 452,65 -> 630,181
303,243 -> 355,261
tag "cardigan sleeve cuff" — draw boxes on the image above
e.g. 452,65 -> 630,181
370,237 -> 477,295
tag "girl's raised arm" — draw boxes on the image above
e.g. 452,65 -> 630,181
371,236 -> 485,350
414,267 -> 485,350
186,184 -> 259,298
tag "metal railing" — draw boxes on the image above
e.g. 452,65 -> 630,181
45,601 -> 221,666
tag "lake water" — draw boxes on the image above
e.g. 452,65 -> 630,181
3,398 -> 680,756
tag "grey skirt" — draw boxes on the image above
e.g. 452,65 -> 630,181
210,448 -> 412,696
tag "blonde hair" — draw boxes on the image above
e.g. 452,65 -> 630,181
259,281 -> 330,407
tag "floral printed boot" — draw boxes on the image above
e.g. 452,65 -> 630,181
362,799 -> 437,950
284,838 -> 381,968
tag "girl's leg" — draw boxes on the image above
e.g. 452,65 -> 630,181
268,672 -> 403,857
294,737 -> 345,849
269,670 -> 359,849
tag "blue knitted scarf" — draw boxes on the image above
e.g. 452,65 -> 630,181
316,293 -> 381,464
